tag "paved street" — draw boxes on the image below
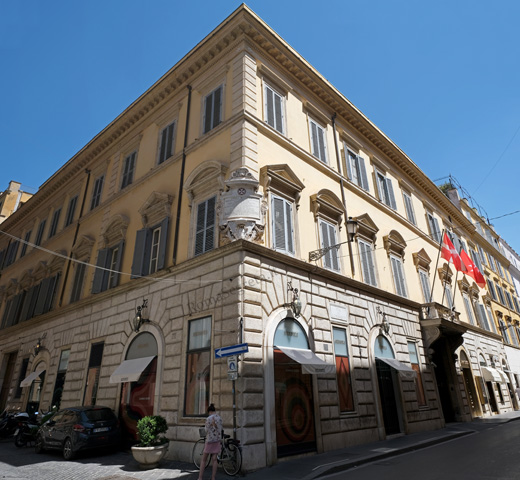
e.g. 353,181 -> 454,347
0,439 -> 220,480
322,421 -> 520,480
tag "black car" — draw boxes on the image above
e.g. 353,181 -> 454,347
35,406 -> 121,459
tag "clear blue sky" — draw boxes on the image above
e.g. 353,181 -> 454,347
1,1 -> 519,253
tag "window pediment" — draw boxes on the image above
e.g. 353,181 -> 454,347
438,265 -> 454,283
19,270 -> 34,290
32,261 -> 48,283
72,235 -> 95,259
139,192 -> 174,227
383,230 -> 407,257
184,160 -> 227,207
101,214 -> 129,248
354,213 -> 378,241
260,164 -> 305,205
413,248 -> 432,271
47,250 -> 67,275
310,190 -> 344,224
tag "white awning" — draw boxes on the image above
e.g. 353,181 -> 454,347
496,369 -> 510,383
481,366 -> 502,383
377,357 -> 417,380
279,347 -> 335,375
20,369 -> 45,388
109,356 -> 155,383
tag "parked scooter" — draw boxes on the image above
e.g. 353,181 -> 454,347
0,409 -> 22,438
14,409 -> 56,448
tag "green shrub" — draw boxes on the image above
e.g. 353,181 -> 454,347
136,415 -> 168,447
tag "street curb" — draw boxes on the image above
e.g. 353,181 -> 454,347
306,430 -> 473,479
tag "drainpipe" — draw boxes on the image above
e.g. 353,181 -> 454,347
172,85 -> 192,266
58,169 -> 91,306
331,113 -> 356,277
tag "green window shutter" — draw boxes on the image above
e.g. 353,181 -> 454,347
92,248 -> 109,293
131,228 -> 150,278
157,217 -> 170,271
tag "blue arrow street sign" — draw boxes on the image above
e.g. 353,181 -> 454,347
214,343 -> 249,358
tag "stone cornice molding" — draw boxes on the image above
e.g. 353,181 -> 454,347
101,214 -> 129,248
139,192 -> 174,227
413,248 -> 432,271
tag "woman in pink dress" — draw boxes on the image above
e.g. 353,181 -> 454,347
198,403 -> 222,480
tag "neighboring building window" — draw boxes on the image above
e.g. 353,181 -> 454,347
121,152 -> 137,189
184,316 -> 211,416
319,219 -> 340,271
499,318 -> 510,344
444,283 -> 454,309
462,293 -> 476,325
35,219 -> 46,246
70,261 -> 87,303
52,349 -> 70,410
131,218 -> 169,277
64,195 -> 78,227
83,342 -> 104,406
375,170 -> 397,209
496,284 -> 506,305
272,195 -> 295,255
403,191 -> 416,225
488,255 -> 497,272
20,230 -> 31,258
408,341 -> 426,407
505,291 -> 515,310
48,208 -> 61,238
333,327 -> 354,412
486,305 -> 497,334
487,279 -> 498,302
194,197 -> 216,256
513,296 -> 520,313
4,240 -> 20,267
477,245 -> 488,267
475,221 -> 484,236
309,118 -> 327,163
203,85 -> 223,134
158,121 -> 176,164
344,147 -> 369,191
469,249 -> 483,274
358,239 -> 377,287
92,241 -> 124,293
390,255 -> 408,297
419,269 -> 431,303
476,303 -> 490,331
427,212 -> 442,243
90,175 -> 104,210
510,322 -> 520,347
264,83 -> 284,134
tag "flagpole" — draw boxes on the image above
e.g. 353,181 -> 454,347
428,228 -> 446,305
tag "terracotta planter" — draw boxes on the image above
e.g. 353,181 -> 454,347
131,442 -> 169,470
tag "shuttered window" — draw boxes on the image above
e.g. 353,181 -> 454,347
390,255 -> 407,297
131,217 -> 169,276
309,118 -> 327,163
477,245 -> 488,266
427,213 -> 442,243
64,195 -> 78,227
264,84 -> 284,134
92,241 -> 124,293
70,262 -> 87,303
4,240 -> 19,267
48,208 -> 61,238
359,239 -> 377,287
194,197 -> 216,256
444,284 -> 454,309
319,219 -> 340,271
487,280 -> 498,301
20,231 -> 31,258
470,249 -> 483,274
203,86 -> 222,134
403,191 -> 416,225
505,291 -> 514,310
90,175 -> 104,210
496,284 -> 506,305
344,148 -> 369,191
121,152 -> 137,189
486,306 -> 497,333
158,122 -> 176,164
272,195 -> 294,254
419,269 -> 431,302
477,303 -> 490,331
462,293 -> 476,325
376,171 -> 397,210
35,220 -> 46,246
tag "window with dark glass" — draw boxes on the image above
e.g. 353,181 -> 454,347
83,342 -> 104,405
35,220 -> 46,246
121,152 -> 136,189
52,349 -> 70,410
333,327 -> 354,412
90,175 -> 104,210
20,230 -> 31,257
64,195 -> 78,227
131,218 -> 169,277
70,261 -> 87,303
184,316 -> 211,416
48,208 -> 61,238
203,86 -> 222,134
92,242 -> 124,293
14,357 -> 29,399
158,122 -> 176,164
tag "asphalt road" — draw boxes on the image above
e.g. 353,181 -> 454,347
323,421 -> 520,480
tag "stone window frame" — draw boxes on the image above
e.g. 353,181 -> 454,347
353,213 -> 379,288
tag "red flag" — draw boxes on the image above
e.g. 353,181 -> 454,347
460,250 -> 486,288
441,232 -> 465,272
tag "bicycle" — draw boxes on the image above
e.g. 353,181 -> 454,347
192,428 -> 242,476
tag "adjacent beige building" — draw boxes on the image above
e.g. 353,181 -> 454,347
0,5 -> 518,471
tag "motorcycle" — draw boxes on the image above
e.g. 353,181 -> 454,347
14,410 -> 55,448
0,409 -> 21,438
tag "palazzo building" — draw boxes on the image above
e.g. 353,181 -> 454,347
0,5 -> 519,471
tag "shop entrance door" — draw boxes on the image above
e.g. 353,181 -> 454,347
375,359 -> 401,435
273,318 -> 316,457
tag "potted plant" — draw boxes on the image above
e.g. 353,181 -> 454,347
131,415 -> 169,469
